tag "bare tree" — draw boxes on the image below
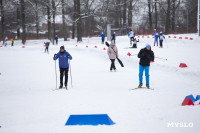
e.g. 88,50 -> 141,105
20,0 -> 26,44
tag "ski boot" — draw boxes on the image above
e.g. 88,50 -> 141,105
146,84 -> 150,89
65,84 -> 68,90
138,83 -> 143,88
59,85 -> 63,89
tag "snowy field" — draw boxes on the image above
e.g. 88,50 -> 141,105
0,34 -> 200,133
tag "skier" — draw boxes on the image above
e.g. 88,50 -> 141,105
44,41 -> 50,53
10,38 -> 14,46
101,32 -> 105,44
137,44 -> 154,89
55,35 -> 58,45
132,37 -> 139,48
107,41 -> 118,72
111,32 -> 116,44
128,29 -> 134,45
4,37 -> 8,47
159,32 -> 165,48
153,29 -> 159,46
53,46 -> 72,89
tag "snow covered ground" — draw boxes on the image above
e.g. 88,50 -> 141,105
0,34 -> 200,133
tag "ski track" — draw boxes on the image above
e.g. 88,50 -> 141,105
0,35 -> 200,133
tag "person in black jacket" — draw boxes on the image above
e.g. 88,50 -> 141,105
137,44 -> 154,88
44,41 -> 50,53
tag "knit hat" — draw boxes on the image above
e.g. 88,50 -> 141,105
145,43 -> 151,48
60,46 -> 65,50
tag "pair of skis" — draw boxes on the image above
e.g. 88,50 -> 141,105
53,87 -> 68,91
129,87 -> 154,91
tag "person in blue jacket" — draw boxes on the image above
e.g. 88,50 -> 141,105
55,35 -> 58,45
53,46 -> 72,89
153,29 -> 159,46
101,32 -> 105,44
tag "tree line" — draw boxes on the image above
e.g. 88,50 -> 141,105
0,0 -> 198,44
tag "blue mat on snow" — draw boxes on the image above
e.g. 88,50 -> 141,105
65,114 -> 115,126
196,95 -> 200,101
186,95 -> 196,102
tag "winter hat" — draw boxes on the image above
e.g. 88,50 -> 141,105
145,43 -> 151,48
154,29 -> 156,31
60,46 -> 65,50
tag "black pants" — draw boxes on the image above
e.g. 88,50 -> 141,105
102,38 -> 105,44
56,40 -> 58,45
111,39 -> 115,44
45,47 -> 49,53
60,68 -> 69,86
110,59 -> 116,70
11,42 -> 14,46
160,40 -> 163,48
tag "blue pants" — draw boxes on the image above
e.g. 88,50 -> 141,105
139,65 -> 150,84
154,38 -> 158,46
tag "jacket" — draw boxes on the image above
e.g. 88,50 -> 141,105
107,45 -> 118,59
138,48 -> 154,66
101,34 -> 105,39
53,51 -> 72,68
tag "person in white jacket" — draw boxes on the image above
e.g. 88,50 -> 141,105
107,42 -> 118,72
128,29 -> 134,45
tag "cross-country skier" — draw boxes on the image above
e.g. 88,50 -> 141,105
53,46 -> 72,89
55,35 -> 58,45
137,44 -> 154,89
111,32 -> 116,44
10,38 -> 14,46
128,29 -> 134,45
132,37 -> 139,48
107,41 -> 118,72
4,37 -> 8,47
159,32 -> 165,48
153,29 -> 159,46
44,41 -> 50,53
101,32 -> 105,44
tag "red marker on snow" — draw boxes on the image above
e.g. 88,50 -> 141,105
127,52 -> 131,56
179,63 -> 187,68
103,48 -> 106,50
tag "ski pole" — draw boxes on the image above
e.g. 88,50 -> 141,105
69,59 -> 73,88
155,57 -> 167,61
165,38 -> 169,48
55,60 -> 57,89
130,54 -> 167,61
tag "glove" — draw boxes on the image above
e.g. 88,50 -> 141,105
54,54 -> 57,58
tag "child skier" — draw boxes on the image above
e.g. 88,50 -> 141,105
107,41 -> 118,72
4,37 -> 8,47
132,37 -> 139,48
153,29 -> 159,46
128,29 -> 134,45
44,41 -> 50,53
101,32 -> 105,44
159,32 -> 165,48
137,44 -> 154,89
53,46 -> 72,89
10,38 -> 14,46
